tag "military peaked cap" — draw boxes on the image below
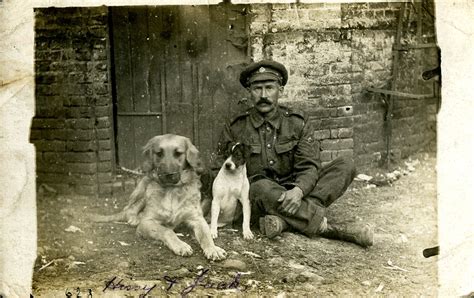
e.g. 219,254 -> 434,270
239,60 -> 289,87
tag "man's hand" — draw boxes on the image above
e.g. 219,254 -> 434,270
278,186 -> 304,215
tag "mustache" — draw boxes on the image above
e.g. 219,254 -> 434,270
257,98 -> 272,105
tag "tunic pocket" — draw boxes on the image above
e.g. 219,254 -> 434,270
275,140 -> 297,154
250,144 -> 262,154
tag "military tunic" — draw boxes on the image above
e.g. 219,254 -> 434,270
217,105 -> 322,196
216,105 -> 355,236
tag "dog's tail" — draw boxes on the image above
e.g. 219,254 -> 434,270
88,211 -> 127,223
88,176 -> 150,224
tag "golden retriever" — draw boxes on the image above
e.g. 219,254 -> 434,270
91,134 -> 226,261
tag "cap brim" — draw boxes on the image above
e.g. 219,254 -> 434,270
248,73 -> 281,85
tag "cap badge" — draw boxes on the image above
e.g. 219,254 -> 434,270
258,67 -> 266,73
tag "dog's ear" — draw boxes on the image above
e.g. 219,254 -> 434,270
184,137 -> 205,174
141,136 -> 159,173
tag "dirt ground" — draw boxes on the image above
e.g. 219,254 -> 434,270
32,152 -> 438,297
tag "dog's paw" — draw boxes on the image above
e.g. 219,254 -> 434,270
171,241 -> 194,257
127,216 -> 140,227
243,229 -> 254,240
204,246 -> 227,261
210,229 -> 218,239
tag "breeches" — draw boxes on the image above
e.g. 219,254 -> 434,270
249,157 -> 356,236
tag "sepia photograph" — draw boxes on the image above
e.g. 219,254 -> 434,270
0,0 -> 472,297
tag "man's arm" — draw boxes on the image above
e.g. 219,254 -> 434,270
216,123 -> 234,158
293,120 -> 322,196
279,119 -> 321,215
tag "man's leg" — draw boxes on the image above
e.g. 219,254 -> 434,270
307,157 -> 373,247
249,157 -> 373,247
248,157 -> 355,237
308,156 -> 356,207
249,179 -> 325,237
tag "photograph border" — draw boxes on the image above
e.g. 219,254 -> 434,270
0,0 -> 473,296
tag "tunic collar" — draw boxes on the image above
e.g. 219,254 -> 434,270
249,106 -> 283,130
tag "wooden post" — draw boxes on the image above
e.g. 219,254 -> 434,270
384,2 -> 407,169
415,0 -> 424,91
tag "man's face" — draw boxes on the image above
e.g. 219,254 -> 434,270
248,80 -> 284,115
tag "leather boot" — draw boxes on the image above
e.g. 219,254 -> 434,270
259,215 -> 288,239
318,222 -> 374,248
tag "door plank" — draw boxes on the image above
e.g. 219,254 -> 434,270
147,7 -> 164,114
112,8 -> 133,113
208,4 -> 250,151
116,116 -> 137,169
129,7 -> 151,113
112,4 -> 249,169
113,7 -> 136,168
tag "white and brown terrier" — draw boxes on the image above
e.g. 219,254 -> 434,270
210,143 -> 254,240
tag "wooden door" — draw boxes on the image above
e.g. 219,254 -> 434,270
111,4 -> 250,170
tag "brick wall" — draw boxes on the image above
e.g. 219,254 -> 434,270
32,7 -> 114,196
32,3 -> 438,196
249,2 -> 438,167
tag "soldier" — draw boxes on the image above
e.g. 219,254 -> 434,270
216,60 -> 374,247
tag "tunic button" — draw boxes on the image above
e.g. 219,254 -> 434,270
266,126 -> 271,132
266,143 -> 271,149
269,160 -> 275,165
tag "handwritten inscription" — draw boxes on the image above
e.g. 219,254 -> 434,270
103,277 -> 156,297
180,268 -> 245,296
101,268 -> 247,297
65,287 -> 93,297
25,268 -> 247,297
